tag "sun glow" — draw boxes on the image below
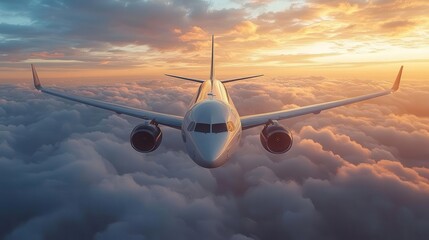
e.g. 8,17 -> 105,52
1,0 -> 428,83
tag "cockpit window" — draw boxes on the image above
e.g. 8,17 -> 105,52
192,121 -> 235,133
212,123 -> 227,133
194,123 -> 210,133
187,121 -> 195,131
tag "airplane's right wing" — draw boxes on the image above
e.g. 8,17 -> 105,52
32,65 -> 183,129
240,66 -> 403,130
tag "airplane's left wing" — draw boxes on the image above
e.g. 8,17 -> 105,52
31,64 -> 183,129
241,66 -> 403,130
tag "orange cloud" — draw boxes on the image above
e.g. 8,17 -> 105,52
31,52 -> 65,59
231,21 -> 258,35
179,26 -> 209,42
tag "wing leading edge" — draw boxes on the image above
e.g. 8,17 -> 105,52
241,66 -> 403,130
31,65 -> 183,129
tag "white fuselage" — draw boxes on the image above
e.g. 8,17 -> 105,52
181,80 -> 242,168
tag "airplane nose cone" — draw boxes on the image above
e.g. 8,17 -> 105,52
192,134 -> 229,168
198,149 -> 224,168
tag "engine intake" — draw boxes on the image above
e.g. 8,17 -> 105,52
130,122 -> 162,153
260,121 -> 293,154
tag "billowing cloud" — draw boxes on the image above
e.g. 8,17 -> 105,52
1,75 -> 429,239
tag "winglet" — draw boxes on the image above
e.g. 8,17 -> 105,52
391,65 -> 403,92
31,64 -> 42,90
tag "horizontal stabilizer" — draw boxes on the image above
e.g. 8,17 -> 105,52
165,74 -> 205,83
221,74 -> 264,83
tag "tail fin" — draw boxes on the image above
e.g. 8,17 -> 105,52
210,35 -> 215,92
166,35 -> 216,86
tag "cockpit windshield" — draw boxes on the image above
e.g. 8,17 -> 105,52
189,121 -> 235,133
212,123 -> 227,133
194,123 -> 210,133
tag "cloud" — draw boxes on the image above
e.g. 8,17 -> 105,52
255,0 -> 426,39
381,20 -> 415,29
1,75 -> 429,239
0,0 -> 246,69
0,0 -> 245,51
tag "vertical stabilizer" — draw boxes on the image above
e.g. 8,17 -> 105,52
210,35 -> 215,90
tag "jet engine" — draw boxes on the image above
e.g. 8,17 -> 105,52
130,122 -> 162,153
260,120 -> 293,154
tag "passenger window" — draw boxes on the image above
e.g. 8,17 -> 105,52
187,121 -> 195,131
227,121 -> 235,132
212,123 -> 227,133
195,123 -> 210,133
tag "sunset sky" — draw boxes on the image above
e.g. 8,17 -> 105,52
1,0 -> 429,82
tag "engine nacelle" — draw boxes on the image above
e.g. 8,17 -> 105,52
260,121 -> 293,154
130,122 -> 162,153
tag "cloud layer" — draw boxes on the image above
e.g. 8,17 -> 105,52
1,76 -> 429,240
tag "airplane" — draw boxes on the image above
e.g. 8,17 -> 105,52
31,35 -> 403,168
